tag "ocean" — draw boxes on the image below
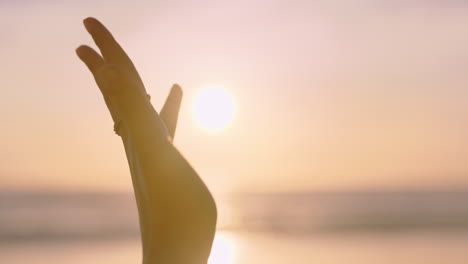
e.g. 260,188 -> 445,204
1,190 -> 468,263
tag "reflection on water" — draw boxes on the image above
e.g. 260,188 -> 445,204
2,231 -> 468,264
208,232 -> 236,264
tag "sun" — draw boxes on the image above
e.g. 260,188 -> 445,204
193,87 -> 235,131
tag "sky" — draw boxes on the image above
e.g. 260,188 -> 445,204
1,0 -> 468,193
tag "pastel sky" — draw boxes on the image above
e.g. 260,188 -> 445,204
1,0 -> 468,193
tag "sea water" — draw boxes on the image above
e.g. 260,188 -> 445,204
1,191 -> 468,263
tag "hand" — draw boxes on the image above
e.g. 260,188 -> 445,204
76,17 -> 217,264
75,17 -> 174,141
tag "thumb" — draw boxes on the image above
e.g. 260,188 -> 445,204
160,84 -> 183,140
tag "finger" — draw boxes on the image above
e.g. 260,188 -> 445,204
160,84 -> 183,139
76,46 -> 119,122
83,17 -> 138,74
94,64 -> 148,113
93,64 -> 132,97
76,45 -> 105,73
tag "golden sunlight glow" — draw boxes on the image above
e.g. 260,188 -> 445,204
208,232 -> 236,264
193,87 -> 235,131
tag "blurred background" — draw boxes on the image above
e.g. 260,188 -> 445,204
1,0 -> 468,263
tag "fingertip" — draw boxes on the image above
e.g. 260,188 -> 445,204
83,17 -> 100,33
75,45 -> 104,72
83,18 -> 91,30
83,17 -> 96,26
75,45 -> 87,56
75,46 -> 88,61
75,45 -> 93,59
171,83 -> 183,97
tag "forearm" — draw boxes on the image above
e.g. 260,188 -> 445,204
119,121 -> 217,264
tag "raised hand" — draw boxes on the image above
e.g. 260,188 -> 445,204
76,17 -> 217,264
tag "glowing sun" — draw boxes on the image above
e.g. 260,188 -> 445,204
193,87 -> 235,131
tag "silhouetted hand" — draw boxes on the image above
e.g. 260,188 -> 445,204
76,17 -> 217,264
